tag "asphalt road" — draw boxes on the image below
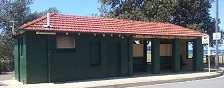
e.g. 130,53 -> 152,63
132,75 -> 224,88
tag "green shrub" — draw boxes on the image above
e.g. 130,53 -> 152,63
0,60 -> 14,73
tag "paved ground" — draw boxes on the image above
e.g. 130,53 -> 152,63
133,75 -> 224,88
0,72 -> 14,81
0,66 -> 223,88
0,70 -> 223,88
0,72 -> 14,86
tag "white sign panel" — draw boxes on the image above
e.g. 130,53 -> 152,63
213,32 -> 221,40
202,34 -> 209,44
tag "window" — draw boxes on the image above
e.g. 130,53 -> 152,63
56,36 -> 75,49
147,41 -> 151,62
187,42 -> 193,59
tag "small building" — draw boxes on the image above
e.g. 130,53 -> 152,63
14,13 -> 204,84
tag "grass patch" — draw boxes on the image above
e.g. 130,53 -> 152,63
147,54 -> 151,62
203,56 -> 224,64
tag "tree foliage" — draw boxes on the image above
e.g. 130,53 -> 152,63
0,0 -> 33,60
0,0 -> 60,61
99,0 -> 223,46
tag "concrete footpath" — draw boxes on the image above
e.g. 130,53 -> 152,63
0,70 -> 223,88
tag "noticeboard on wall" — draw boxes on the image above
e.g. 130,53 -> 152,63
133,44 -> 144,57
160,44 -> 172,56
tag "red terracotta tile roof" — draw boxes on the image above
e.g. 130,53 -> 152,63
19,13 -> 204,37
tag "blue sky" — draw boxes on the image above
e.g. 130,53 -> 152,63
30,0 -> 224,49
29,0 -> 223,30
30,0 -> 101,16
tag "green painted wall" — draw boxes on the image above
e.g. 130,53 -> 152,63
14,34 -> 27,83
160,56 -> 172,70
14,38 -> 19,81
133,57 -> 146,72
16,31 -> 131,83
26,32 -> 49,83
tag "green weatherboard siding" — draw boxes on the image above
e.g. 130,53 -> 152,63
14,34 -> 28,83
52,33 -> 130,82
14,38 -> 19,81
15,31 -> 131,83
14,31 -> 204,84
17,34 -> 27,83
26,32 -> 49,83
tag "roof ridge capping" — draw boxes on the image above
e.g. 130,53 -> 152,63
19,13 -> 57,29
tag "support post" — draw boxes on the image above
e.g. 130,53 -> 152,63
128,36 -> 133,76
172,38 -> 180,72
151,38 -> 160,74
193,37 -> 204,71
207,41 -> 211,73
215,0 -> 219,69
